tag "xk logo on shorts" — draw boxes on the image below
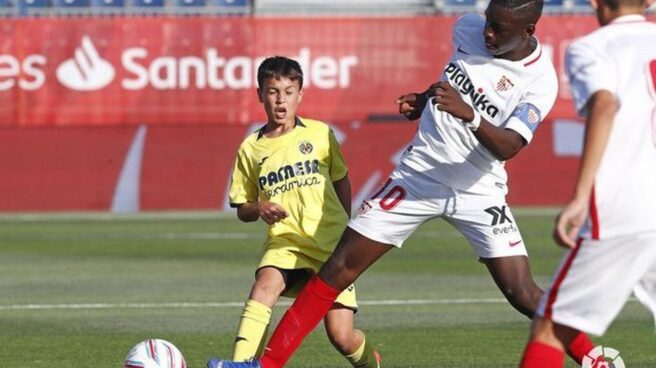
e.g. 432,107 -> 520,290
485,206 -> 512,226
485,206 -> 518,236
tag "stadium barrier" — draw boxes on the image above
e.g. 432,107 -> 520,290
0,15 -> 645,211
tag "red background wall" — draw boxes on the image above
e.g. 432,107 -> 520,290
0,16 -> 627,211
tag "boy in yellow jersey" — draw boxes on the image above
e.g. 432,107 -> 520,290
225,56 -> 381,368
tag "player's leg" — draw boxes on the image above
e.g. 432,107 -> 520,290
259,229 -> 393,368
446,194 -> 595,364
483,256 -> 597,365
209,171 -> 439,368
324,304 -> 381,368
522,233 -> 656,367
520,317 -> 579,368
444,193 -> 540,316
232,266 -> 287,361
258,172 -> 438,368
482,255 -> 542,318
319,228 -> 395,290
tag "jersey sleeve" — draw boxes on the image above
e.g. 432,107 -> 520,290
228,147 -> 258,207
504,70 -> 558,145
328,129 -> 348,182
452,13 -> 484,47
565,39 -> 617,116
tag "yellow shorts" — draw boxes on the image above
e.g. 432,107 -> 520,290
258,247 -> 358,310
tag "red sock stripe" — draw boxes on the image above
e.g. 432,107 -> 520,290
544,238 -> 583,319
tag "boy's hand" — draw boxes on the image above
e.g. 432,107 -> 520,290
258,201 -> 289,225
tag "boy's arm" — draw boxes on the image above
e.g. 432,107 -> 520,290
333,175 -> 352,218
236,202 -> 260,222
236,202 -> 289,225
554,90 -> 617,248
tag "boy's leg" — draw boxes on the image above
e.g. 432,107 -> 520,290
324,304 -> 380,368
233,299 -> 272,361
233,267 -> 285,361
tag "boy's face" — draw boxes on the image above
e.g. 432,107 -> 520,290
257,76 -> 303,126
483,3 -> 533,58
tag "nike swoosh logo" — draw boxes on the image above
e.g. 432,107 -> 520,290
509,240 -> 522,247
257,156 -> 269,166
234,336 -> 248,343
457,45 -> 470,55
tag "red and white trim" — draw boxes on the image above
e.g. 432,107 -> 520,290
523,44 -> 542,67
543,238 -> 583,319
589,185 -> 600,240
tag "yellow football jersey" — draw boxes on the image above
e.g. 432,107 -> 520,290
229,117 -> 349,262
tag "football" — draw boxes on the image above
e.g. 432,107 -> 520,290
123,339 -> 187,368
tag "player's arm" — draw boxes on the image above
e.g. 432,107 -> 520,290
236,201 -> 288,225
431,81 -> 524,160
554,90 -> 617,247
327,127 -> 351,217
332,175 -> 352,218
229,147 -> 288,225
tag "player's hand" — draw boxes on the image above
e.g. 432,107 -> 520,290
257,201 -> 289,225
396,92 -> 427,119
553,197 -> 588,248
431,81 -> 475,123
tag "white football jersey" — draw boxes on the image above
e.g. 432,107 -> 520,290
566,15 -> 656,239
401,14 -> 558,195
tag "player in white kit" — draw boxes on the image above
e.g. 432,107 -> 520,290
207,1 -> 596,367
519,0 -> 656,366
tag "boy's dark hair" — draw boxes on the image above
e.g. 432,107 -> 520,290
492,0 -> 544,23
257,56 -> 304,90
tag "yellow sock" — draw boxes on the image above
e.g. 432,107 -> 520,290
345,331 -> 380,368
232,299 -> 272,361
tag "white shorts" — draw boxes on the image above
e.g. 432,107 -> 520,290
536,231 -> 656,336
348,165 -> 528,259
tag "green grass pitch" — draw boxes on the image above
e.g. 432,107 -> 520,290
0,210 -> 654,367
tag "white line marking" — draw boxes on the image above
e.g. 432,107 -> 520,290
0,207 -> 559,223
0,298 -> 509,311
0,297 -> 640,311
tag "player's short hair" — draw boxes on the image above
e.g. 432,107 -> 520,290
601,0 -> 645,10
257,56 -> 304,90
491,0 -> 544,23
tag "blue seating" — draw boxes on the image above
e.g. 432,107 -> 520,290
214,0 -> 247,6
543,0 -> 564,11
18,0 -> 48,7
133,0 -> 163,7
438,0 -> 477,13
444,0 -> 475,5
91,0 -> 123,6
53,0 -> 88,7
177,0 -> 204,7
570,0 -> 593,11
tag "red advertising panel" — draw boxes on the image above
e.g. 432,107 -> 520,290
0,16 -> 639,210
